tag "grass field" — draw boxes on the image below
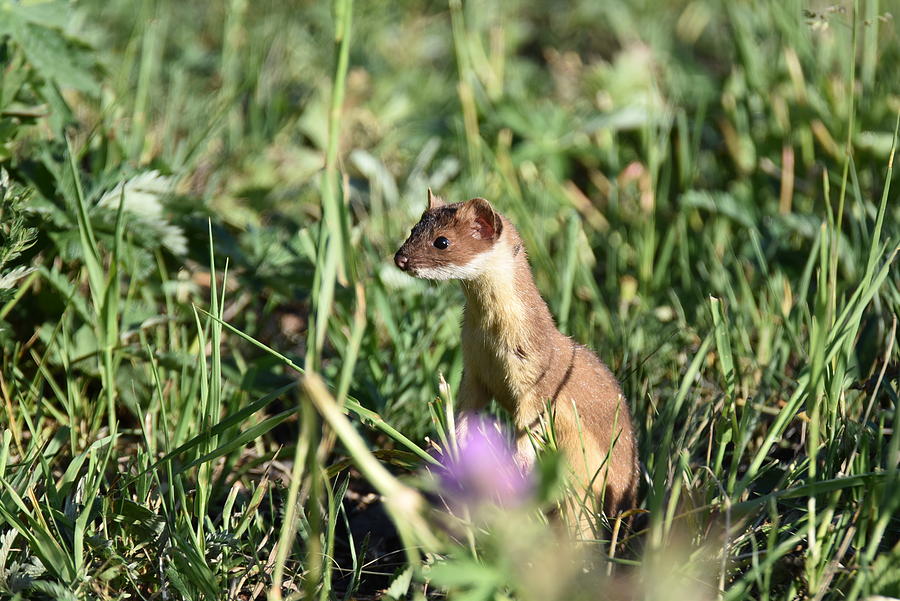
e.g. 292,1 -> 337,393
1,0 -> 899,599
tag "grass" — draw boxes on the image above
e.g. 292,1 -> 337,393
0,0 -> 899,599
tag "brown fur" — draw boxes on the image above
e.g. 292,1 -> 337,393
395,194 -> 638,520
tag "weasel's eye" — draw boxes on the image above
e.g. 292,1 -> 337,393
433,236 -> 450,250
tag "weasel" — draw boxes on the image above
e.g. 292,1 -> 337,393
394,191 -> 638,519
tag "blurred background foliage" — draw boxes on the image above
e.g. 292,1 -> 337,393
0,0 -> 898,598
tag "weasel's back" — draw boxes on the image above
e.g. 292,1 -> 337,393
545,344 -> 637,515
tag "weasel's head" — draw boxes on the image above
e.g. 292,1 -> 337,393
394,190 -> 504,280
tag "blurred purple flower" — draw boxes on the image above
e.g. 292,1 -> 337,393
439,414 -> 533,510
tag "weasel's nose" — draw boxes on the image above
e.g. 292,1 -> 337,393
394,252 -> 410,271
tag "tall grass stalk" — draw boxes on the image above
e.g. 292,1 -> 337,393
307,0 -> 355,373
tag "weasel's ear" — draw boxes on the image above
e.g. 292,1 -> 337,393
427,188 -> 445,211
464,198 -> 503,241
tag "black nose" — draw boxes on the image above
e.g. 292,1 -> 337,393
394,252 -> 409,271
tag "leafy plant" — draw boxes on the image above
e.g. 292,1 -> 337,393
0,171 -> 37,305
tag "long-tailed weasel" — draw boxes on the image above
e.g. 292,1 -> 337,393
394,191 -> 638,518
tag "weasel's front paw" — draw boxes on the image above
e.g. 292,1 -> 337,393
453,412 -> 473,446
514,440 -> 536,472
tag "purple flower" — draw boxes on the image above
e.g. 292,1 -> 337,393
438,414 -> 533,510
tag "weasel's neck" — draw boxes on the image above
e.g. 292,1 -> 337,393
460,240 -> 557,351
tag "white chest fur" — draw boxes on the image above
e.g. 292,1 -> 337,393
461,283 -> 540,412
